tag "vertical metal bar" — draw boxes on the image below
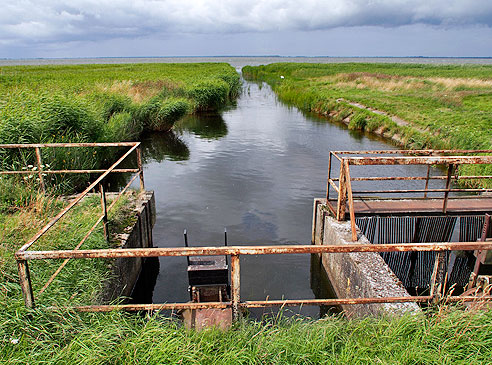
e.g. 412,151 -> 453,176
423,165 -> 431,198
336,159 -> 347,221
183,229 -> 190,266
224,228 -> 228,266
442,164 -> 454,213
34,147 -> 46,193
99,184 -> 109,242
344,161 -> 358,241
17,260 -> 35,308
231,254 -> 240,321
136,146 -> 145,191
326,152 -> 332,201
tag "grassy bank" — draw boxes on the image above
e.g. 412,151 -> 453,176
243,63 -> 492,183
1,63 -> 240,144
1,192 -> 491,363
0,63 -> 240,205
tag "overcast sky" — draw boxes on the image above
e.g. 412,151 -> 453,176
1,0 -> 492,58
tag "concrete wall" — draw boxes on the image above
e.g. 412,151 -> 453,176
313,199 -> 420,317
100,191 -> 155,303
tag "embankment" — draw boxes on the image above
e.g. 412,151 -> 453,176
243,63 -> 492,185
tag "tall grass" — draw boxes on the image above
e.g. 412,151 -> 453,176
0,63 -> 240,206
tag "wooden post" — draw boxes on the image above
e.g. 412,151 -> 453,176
231,254 -> 240,321
442,164 -> 454,213
423,165 -> 431,198
336,160 -> 347,221
344,161 -> 358,242
99,184 -> 109,242
430,251 -> 447,304
34,147 -> 46,193
17,260 -> 35,308
136,146 -> 145,191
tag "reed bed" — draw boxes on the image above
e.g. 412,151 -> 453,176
0,63 -> 240,208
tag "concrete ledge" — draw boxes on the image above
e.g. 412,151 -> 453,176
313,199 -> 420,317
100,191 -> 155,303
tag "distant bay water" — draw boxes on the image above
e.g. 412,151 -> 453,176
1,57 -> 492,71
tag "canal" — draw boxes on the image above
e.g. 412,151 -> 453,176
136,75 -> 433,318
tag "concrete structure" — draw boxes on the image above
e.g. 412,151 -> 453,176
312,199 -> 420,317
100,191 -> 156,303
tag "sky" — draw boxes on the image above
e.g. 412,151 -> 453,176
1,0 -> 492,58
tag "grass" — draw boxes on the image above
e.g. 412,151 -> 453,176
0,190 -> 491,364
0,63 -> 240,206
243,63 -> 492,184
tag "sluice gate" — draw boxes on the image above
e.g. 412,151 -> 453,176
314,149 -> 492,315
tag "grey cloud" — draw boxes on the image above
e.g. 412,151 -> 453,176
1,0 -> 492,53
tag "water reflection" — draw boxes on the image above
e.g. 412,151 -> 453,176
141,131 -> 190,162
175,112 -> 228,140
310,254 -> 341,318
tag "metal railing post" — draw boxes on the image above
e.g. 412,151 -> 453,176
136,145 -> 145,191
34,147 -> 46,193
99,184 -> 110,242
231,254 -> 240,321
424,165 -> 431,198
344,160 -> 358,241
17,259 -> 35,308
336,159 -> 347,221
443,164 -> 454,213
326,152 -> 332,201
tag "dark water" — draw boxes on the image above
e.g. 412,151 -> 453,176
3,56 -> 492,68
136,78 -> 445,318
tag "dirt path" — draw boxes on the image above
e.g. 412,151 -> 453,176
336,98 -> 428,134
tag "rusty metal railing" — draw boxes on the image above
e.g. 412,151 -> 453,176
10,147 -> 492,320
14,241 -> 492,319
326,150 -> 492,241
2,142 -> 145,308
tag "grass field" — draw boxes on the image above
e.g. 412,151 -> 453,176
243,63 -> 492,182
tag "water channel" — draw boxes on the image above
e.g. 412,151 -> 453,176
136,75 -> 438,318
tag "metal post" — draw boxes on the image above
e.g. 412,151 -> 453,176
136,145 -> 145,191
344,161 -> 358,241
183,229 -> 190,266
336,160 -> 347,221
99,184 -> 109,242
224,228 -> 228,266
34,147 -> 46,193
326,152 -> 332,201
17,260 -> 35,308
231,254 -> 240,321
423,165 -> 431,198
443,164 -> 454,213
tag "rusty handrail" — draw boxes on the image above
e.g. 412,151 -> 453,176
16,240 -> 492,316
15,241 -> 492,260
326,150 -> 492,241
2,142 -> 145,307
